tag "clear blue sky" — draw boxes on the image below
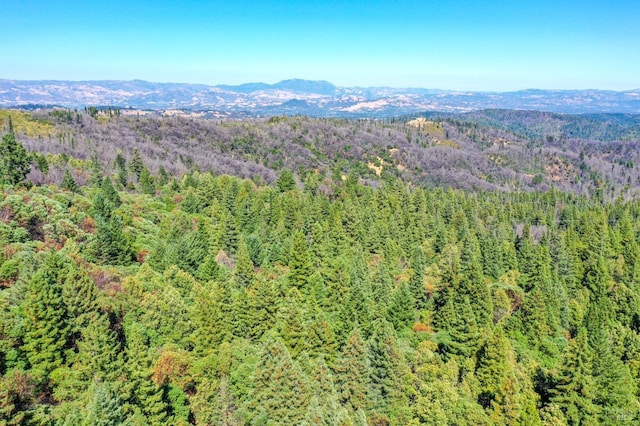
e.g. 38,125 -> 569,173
2,0 -> 639,91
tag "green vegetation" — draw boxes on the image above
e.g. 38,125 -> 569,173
1,113 -> 640,424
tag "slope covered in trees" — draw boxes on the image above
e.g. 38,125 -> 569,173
5,108 -> 640,199
1,112 -> 640,424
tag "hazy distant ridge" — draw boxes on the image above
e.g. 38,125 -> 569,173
1,78 -> 639,115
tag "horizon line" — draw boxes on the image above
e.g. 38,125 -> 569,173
1,77 -> 638,94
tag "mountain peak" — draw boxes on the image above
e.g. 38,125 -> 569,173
272,79 -> 336,95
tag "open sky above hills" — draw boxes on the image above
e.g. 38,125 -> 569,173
2,0 -> 639,91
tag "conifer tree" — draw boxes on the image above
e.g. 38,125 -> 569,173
240,275 -> 278,340
21,253 -> 70,382
408,245 -> 428,309
550,329 -> 599,425
100,177 -> 121,208
61,169 -> 79,192
84,381 -> 128,426
129,149 -> 144,180
276,169 -> 296,192
288,230 -> 313,290
251,335 -> 311,424
62,263 -> 100,336
0,130 -> 31,186
75,313 -> 123,383
139,167 -> 155,195
123,323 -> 168,425
367,318 -> 404,413
277,289 -> 308,358
92,213 -> 132,266
386,281 -> 415,331
334,329 -> 370,412
458,235 -> 493,327
190,283 -> 231,355
234,237 -> 254,287
475,329 -> 510,408
587,310 -> 638,422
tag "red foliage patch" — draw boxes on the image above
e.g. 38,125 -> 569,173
412,322 -> 434,333
80,217 -> 96,234
152,350 -> 191,387
137,249 -> 149,263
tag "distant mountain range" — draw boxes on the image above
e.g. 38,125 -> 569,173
1,78 -> 639,116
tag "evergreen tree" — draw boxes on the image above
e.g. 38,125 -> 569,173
276,169 -> 296,192
129,149 -> 144,180
62,263 -> 100,335
84,381 -> 128,426
288,231 -> 313,290
408,245 -> 428,309
190,283 -> 231,355
367,318 -> 404,413
100,177 -> 121,208
61,169 -> 79,192
92,213 -> 132,265
386,281 -> 415,331
123,323 -> 168,424
158,166 -> 169,186
251,335 -> 311,424
139,167 -> 155,195
277,289 -> 308,358
240,275 -> 278,340
334,329 -> 370,412
75,313 -> 123,383
234,237 -> 254,287
0,130 -> 31,186
21,253 -> 70,382
550,329 -> 599,425
475,329 -> 510,408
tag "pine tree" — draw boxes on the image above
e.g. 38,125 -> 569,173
276,169 -> 296,192
550,329 -> 599,425
84,381 -> 128,426
62,263 -> 100,336
334,329 -> 370,412
129,149 -> 144,180
288,230 -> 313,290
277,289 -> 308,358
61,169 -> 79,192
408,245 -> 428,309
21,253 -> 70,382
234,237 -> 254,287
240,275 -> 278,340
587,310 -> 638,423
0,130 -> 31,186
74,313 -> 123,384
386,281 -> 415,331
367,318 -> 404,412
190,283 -> 231,355
139,167 -> 155,195
458,235 -> 492,327
196,254 -> 225,283
475,329 -> 509,408
251,335 -> 311,424
92,213 -> 132,265
100,177 -> 121,208
124,322 -> 168,424
157,166 -> 168,186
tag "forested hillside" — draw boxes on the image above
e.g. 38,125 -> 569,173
1,111 -> 640,425
6,108 -> 640,199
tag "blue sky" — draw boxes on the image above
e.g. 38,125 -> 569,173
2,0 -> 639,90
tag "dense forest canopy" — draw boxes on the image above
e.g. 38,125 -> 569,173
1,109 -> 640,425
